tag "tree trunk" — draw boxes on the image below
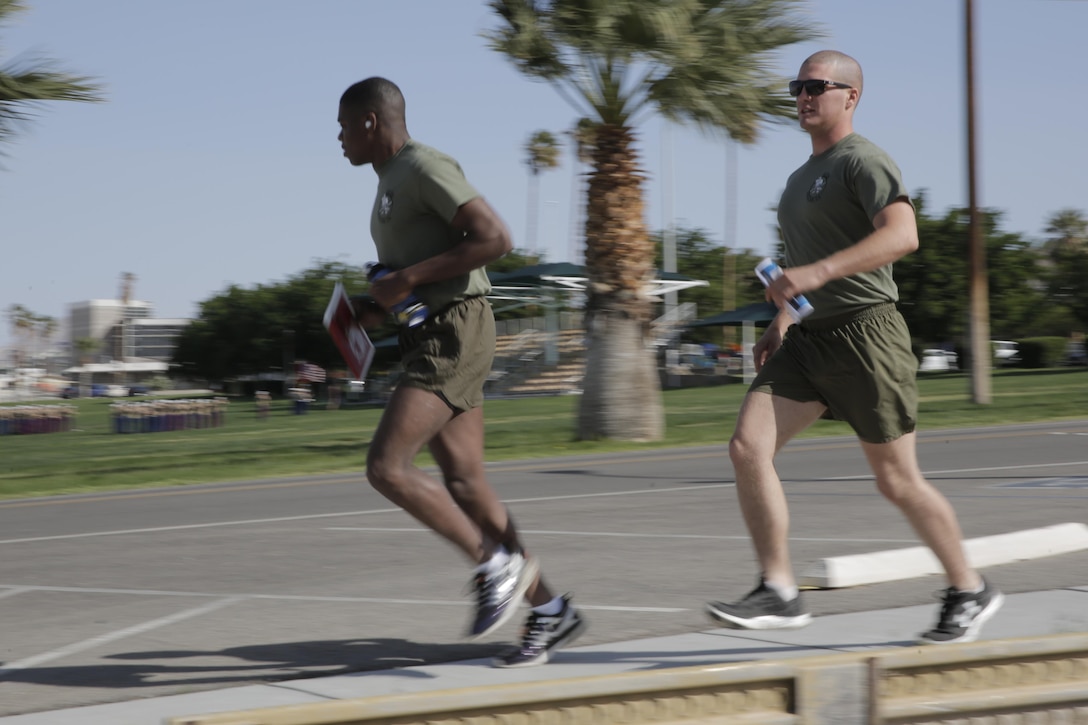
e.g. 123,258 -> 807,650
578,304 -> 664,441
577,124 -> 664,441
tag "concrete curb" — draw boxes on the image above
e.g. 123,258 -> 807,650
800,522 -> 1088,588
166,633 -> 1088,725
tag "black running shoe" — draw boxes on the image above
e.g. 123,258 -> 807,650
706,578 -> 812,630
467,551 -> 538,639
493,594 -> 586,668
917,577 -> 1004,645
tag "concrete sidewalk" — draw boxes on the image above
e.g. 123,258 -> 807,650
3,585 -> 1086,725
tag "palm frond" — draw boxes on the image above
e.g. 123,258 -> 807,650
0,0 -> 105,149
487,0 -> 822,142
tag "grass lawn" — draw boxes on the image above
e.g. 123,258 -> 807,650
2,366 -> 1086,500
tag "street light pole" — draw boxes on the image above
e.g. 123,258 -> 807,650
662,122 -> 677,316
965,0 -> 992,403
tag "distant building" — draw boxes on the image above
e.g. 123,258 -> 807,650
67,299 -> 189,366
103,317 -> 190,362
68,299 -> 154,360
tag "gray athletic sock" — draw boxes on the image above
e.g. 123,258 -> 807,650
531,595 -> 565,616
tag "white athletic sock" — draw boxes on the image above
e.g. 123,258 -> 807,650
764,580 -> 799,602
531,595 -> 565,616
478,546 -> 511,574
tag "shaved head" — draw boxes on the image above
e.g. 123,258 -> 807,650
801,50 -> 863,101
340,77 -> 407,129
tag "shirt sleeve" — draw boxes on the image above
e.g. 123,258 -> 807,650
418,156 -> 481,223
850,150 -> 912,221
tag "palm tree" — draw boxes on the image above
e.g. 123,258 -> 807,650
1041,208 -> 1088,330
75,336 -> 100,365
1043,209 -> 1087,257
1,0 -> 103,151
6,303 -> 34,367
524,129 -> 562,259
35,313 -> 56,366
486,0 -> 820,441
566,117 -> 598,262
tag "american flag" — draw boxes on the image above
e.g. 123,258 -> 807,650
296,362 -> 326,383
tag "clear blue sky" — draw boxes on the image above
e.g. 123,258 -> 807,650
2,0 -> 1086,351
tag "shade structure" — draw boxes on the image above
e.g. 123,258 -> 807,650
684,301 -> 779,384
686,301 -> 778,328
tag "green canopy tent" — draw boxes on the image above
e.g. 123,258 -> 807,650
685,301 -> 778,328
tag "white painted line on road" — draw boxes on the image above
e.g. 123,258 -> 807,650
0,596 -> 243,677
0,484 -> 733,546
0,509 -> 400,545
324,527 -> 918,544
5,462 -> 1080,547
0,584 -> 687,614
0,586 -> 29,600
816,459 -> 1088,482
800,522 -> 1088,589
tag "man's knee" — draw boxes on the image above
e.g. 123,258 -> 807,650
729,430 -> 768,470
875,472 -> 929,506
366,449 -> 409,496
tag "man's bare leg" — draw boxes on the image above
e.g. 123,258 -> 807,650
707,392 -> 827,629
728,391 -> 827,588
860,433 -> 980,591
365,385 -> 488,561
428,404 -> 554,607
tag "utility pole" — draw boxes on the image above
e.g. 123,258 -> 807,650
722,139 -> 737,348
965,0 -> 991,403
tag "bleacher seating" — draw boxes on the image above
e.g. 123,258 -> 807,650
489,328 -> 585,397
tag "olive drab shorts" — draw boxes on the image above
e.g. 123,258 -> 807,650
398,295 -> 495,413
750,303 -> 919,444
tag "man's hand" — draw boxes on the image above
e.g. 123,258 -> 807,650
349,295 -> 388,330
752,315 -> 792,372
765,264 -> 824,311
368,269 -> 413,310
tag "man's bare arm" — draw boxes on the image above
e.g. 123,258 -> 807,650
766,199 -> 917,308
368,197 -> 512,308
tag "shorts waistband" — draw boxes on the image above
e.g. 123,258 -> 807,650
800,302 -> 898,331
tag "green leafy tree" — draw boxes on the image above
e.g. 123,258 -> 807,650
172,261 -> 370,383
1041,208 -> 1088,331
524,129 -> 562,258
895,194 -> 1046,348
650,226 -> 765,345
0,0 -> 103,151
486,0 -> 819,441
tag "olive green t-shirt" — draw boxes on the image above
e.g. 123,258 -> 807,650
370,139 -> 492,311
777,133 -> 911,320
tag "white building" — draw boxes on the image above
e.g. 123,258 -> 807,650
67,299 -> 189,368
68,299 -> 154,358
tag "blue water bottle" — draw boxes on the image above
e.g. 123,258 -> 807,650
365,262 -> 429,327
755,257 -> 815,322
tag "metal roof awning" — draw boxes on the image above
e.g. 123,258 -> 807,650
63,360 -> 169,375
686,301 -> 778,328
487,262 -> 708,302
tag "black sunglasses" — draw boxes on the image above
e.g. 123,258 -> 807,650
789,79 -> 853,98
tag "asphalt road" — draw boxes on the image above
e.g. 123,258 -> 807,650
1,419 -> 1086,716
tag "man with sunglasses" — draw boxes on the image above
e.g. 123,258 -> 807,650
706,51 -> 1003,645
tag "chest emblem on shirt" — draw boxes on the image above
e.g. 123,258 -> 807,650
807,173 -> 829,201
378,191 -> 394,222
